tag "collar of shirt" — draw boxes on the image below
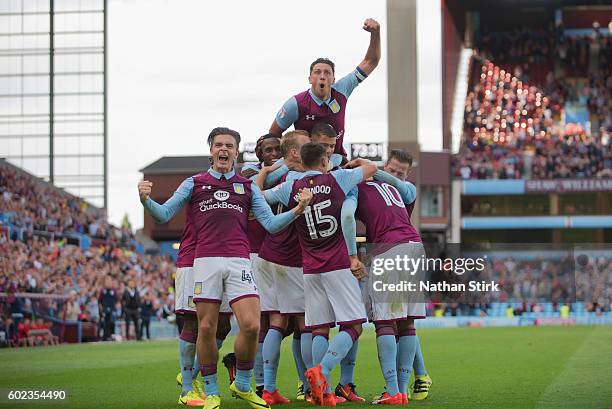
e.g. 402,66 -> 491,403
207,168 -> 236,179
308,88 -> 333,107
299,170 -> 323,178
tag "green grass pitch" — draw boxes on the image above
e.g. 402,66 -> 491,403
1,325 -> 611,408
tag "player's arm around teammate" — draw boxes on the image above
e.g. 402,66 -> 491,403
372,169 -> 417,204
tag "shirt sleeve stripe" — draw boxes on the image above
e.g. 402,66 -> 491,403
354,66 -> 368,83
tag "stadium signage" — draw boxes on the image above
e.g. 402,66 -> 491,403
525,179 -> 612,193
238,142 -> 258,163
350,143 -> 384,161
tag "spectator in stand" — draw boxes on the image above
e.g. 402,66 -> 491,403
456,56 -> 611,180
65,290 -> 81,321
16,318 -> 31,347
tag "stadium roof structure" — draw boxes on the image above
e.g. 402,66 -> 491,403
139,156 -> 212,175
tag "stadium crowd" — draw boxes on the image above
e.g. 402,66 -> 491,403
0,162 -> 178,347
0,163 -> 132,243
457,25 -> 611,180
428,253 -> 612,317
0,234 -> 177,346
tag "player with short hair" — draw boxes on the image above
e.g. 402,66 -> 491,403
310,122 -> 363,402
269,19 -> 381,156
343,149 -> 432,404
173,208 -> 233,406
263,142 -> 377,406
138,127 -> 312,409
381,149 -> 432,401
255,130 -> 311,404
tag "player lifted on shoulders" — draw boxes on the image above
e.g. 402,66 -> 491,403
269,19 -> 381,156
139,127 -> 312,409
264,143 -> 377,406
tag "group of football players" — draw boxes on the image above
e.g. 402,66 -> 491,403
138,17 -> 432,409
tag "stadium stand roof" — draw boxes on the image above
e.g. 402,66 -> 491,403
139,156 -> 212,175
0,158 -> 104,215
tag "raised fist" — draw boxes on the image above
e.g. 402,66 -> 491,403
138,180 -> 153,202
363,18 -> 380,34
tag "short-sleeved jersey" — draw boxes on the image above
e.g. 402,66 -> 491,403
176,208 -> 196,268
265,168 -> 363,274
288,173 -> 349,274
190,172 -> 254,259
258,172 -> 302,267
356,180 -> 421,244
275,68 -> 368,156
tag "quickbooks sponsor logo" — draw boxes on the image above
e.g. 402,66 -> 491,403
199,199 -> 244,213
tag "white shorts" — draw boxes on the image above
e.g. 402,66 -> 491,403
256,257 -> 279,314
260,260 -> 305,315
192,257 -> 258,308
363,289 -> 426,322
178,266 -> 233,315
304,269 -> 367,329
364,242 -> 427,322
175,266 -> 195,315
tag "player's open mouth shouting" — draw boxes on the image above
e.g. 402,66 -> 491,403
217,153 -> 230,166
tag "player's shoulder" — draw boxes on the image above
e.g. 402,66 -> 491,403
330,167 -> 355,177
191,171 -> 209,181
285,170 -> 304,181
294,90 -> 311,103
241,163 -> 261,172
230,173 -> 252,184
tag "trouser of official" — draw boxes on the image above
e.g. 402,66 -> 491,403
124,309 -> 140,340
102,312 -> 115,341
139,317 -> 151,339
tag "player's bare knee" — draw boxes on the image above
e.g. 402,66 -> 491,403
198,316 -> 217,337
238,318 -> 260,339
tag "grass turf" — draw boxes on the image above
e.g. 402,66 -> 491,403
0,325 -> 610,408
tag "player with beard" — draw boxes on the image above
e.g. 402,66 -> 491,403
269,19 -> 381,156
139,127 -> 312,409
343,149 -> 432,403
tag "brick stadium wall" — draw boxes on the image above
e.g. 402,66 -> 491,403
442,0 -> 466,151
562,7 -> 612,29
142,173 -> 192,241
